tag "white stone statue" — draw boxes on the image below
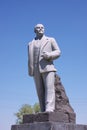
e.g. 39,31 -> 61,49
28,24 -> 61,112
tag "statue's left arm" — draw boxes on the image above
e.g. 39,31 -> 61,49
43,38 -> 61,61
50,38 -> 61,60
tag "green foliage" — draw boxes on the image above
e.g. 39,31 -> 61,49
33,103 -> 40,113
15,103 -> 40,124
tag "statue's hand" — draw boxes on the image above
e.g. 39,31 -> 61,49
42,51 -> 52,60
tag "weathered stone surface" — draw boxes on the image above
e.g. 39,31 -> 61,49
23,112 -> 75,124
55,74 -> 76,122
11,122 -> 87,130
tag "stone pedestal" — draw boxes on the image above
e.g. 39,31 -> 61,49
11,112 -> 87,130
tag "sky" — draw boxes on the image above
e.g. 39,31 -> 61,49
0,0 -> 87,130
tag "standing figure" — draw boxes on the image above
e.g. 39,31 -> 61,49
28,24 -> 61,112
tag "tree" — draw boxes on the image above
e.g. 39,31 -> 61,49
33,103 -> 40,113
15,103 -> 40,124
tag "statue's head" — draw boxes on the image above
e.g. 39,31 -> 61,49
34,24 -> 45,37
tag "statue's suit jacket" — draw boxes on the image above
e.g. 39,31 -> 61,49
28,35 -> 61,76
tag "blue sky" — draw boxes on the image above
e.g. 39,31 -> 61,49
0,0 -> 87,130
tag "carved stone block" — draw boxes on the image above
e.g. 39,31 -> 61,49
23,112 -> 75,124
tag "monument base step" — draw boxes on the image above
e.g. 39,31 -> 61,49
11,122 -> 87,130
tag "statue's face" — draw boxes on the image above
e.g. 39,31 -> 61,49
34,24 -> 44,36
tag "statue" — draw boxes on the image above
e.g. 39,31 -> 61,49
28,24 -> 61,112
